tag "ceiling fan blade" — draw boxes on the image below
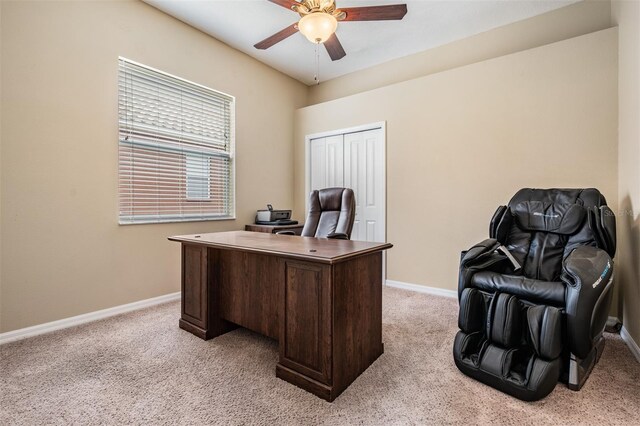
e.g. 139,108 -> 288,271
339,4 -> 407,21
254,23 -> 299,50
324,33 -> 346,61
268,0 -> 299,11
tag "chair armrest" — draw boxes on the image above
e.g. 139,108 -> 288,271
460,238 -> 501,266
275,230 -> 296,236
458,238 -> 514,298
327,232 -> 349,240
562,246 -> 614,358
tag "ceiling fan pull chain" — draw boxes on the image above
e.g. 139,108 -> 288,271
314,41 -> 320,85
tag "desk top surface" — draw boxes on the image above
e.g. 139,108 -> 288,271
169,231 -> 392,264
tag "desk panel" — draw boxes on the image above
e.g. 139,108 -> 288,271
182,245 -> 207,329
217,250 -> 280,340
280,260 -> 332,385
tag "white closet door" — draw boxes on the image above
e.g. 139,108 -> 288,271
325,135 -> 344,188
344,129 -> 384,242
310,137 -> 327,191
344,132 -> 365,241
310,136 -> 343,191
308,127 -> 384,243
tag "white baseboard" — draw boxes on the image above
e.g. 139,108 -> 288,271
621,325 -> 640,363
385,279 -> 457,299
0,292 -> 180,345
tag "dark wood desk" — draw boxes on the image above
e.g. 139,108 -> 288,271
168,231 -> 392,401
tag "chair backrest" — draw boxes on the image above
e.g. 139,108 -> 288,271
302,188 -> 356,238
490,188 -> 616,281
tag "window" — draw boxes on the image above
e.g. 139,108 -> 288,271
118,58 -> 235,224
185,153 -> 210,201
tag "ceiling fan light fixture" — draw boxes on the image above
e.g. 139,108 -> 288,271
298,12 -> 338,43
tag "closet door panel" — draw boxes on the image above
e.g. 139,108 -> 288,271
325,135 -> 344,188
310,138 -> 327,191
363,129 -> 385,243
344,132 -> 366,241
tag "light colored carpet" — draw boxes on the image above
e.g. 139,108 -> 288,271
1,286 -> 639,425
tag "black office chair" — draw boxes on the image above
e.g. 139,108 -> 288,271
454,188 -> 616,401
279,188 -> 356,239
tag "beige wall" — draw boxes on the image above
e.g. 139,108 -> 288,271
294,29 -> 618,294
0,0 -> 630,341
0,0 -> 3,329
612,1 -> 640,346
0,1 -> 3,326
308,0 -> 612,105
0,0 -> 307,332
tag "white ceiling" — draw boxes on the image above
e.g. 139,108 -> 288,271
144,0 -> 579,85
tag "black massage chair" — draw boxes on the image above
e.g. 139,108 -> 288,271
453,188 -> 616,401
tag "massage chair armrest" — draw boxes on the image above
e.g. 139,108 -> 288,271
562,246 -> 614,358
275,230 -> 296,236
327,232 -> 349,240
460,238 -> 502,266
458,238 -> 513,298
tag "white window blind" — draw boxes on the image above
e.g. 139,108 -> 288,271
118,58 -> 235,224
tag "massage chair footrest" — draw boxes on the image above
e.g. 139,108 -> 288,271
454,288 -> 563,401
453,337 -> 561,401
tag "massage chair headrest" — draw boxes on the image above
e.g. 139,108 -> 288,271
491,188 -> 616,257
509,188 -> 607,209
511,202 -> 586,235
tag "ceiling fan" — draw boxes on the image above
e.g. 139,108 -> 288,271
254,0 -> 408,61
